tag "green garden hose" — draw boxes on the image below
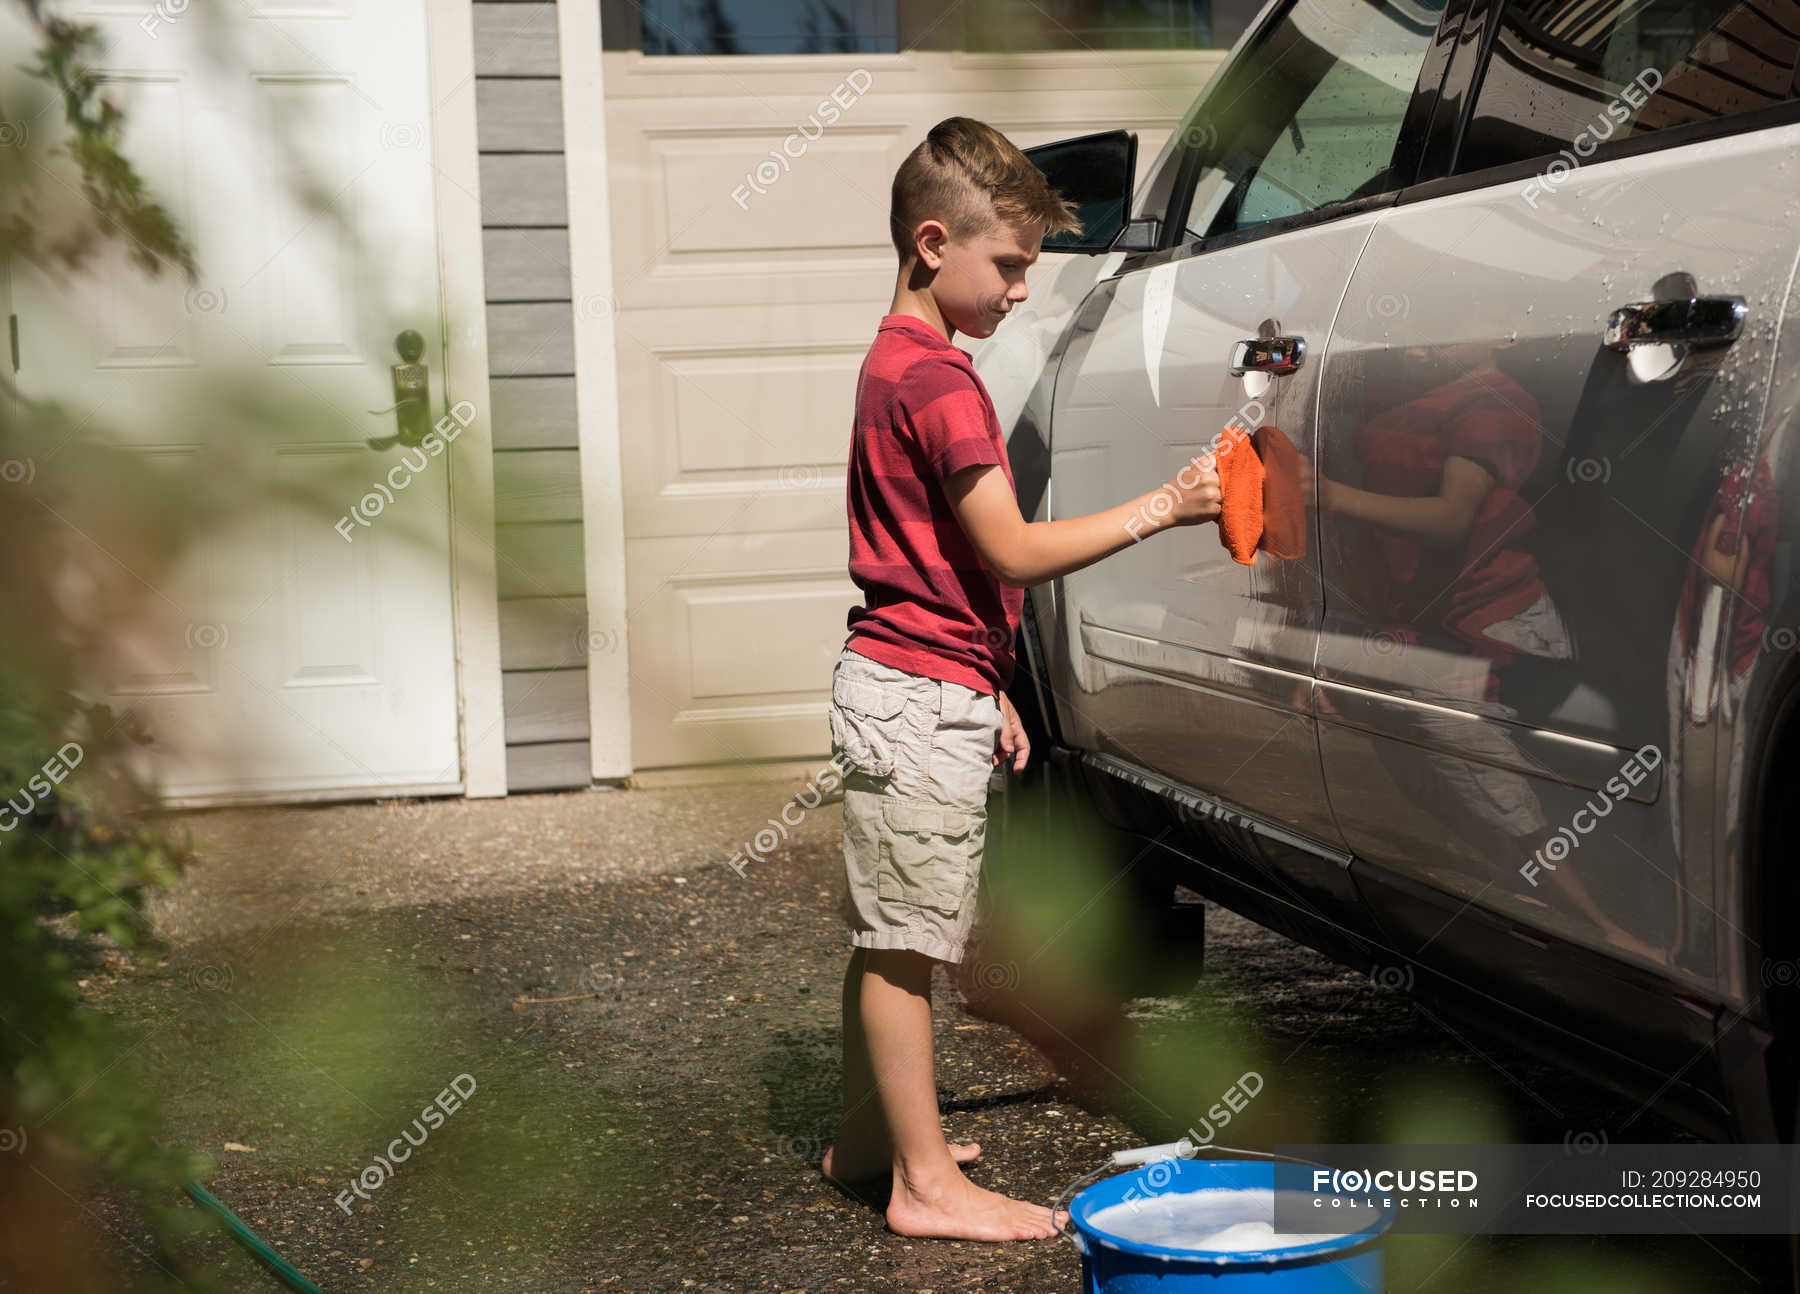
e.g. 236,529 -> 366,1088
184,1179 -> 325,1293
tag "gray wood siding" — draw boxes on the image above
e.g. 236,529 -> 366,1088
483,229 -> 572,301
499,597 -> 590,670
496,522 -> 585,599
507,740 -> 595,792
495,448 -> 584,523
475,1 -> 590,789
486,302 -> 575,376
473,4 -> 562,75
502,670 -> 592,743
478,155 -> 568,225
489,375 -> 578,450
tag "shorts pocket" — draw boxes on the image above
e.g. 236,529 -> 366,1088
829,673 -> 910,778
876,799 -> 980,916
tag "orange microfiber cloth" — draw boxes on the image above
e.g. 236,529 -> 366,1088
1214,423 -> 1264,565
1254,424 -> 1307,560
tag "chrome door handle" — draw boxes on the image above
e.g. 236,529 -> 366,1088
1229,334 -> 1306,375
1604,296 -> 1745,351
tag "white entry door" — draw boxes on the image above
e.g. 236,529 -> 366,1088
9,2 -> 462,805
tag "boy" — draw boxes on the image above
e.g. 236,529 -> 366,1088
821,116 -> 1222,1242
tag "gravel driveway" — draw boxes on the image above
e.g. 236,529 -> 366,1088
64,778 -> 1777,1292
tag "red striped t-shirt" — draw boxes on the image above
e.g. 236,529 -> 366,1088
843,313 -> 1022,695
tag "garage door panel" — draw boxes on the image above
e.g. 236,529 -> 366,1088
650,125 -> 908,261
618,337 -> 860,539
626,531 -> 851,769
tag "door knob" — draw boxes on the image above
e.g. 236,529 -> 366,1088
366,329 -> 430,450
1229,334 -> 1306,375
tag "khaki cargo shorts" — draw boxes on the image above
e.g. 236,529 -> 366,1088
828,645 -> 1004,964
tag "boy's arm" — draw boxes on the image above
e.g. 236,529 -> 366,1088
1319,455 -> 1494,548
945,456 -> 1221,589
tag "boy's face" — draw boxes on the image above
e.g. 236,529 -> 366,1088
913,215 -> 1041,340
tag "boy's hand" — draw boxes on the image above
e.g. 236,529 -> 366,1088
994,691 -> 1029,772
1163,451 -> 1222,526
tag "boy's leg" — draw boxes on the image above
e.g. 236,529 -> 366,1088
831,947 -> 886,1159
825,947 -> 978,1183
825,656 -> 1057,1236
858,947 -> 943,1172
861,947 -> 1061,1241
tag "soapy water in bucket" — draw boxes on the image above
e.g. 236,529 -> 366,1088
1087,1187 -> 1354,1252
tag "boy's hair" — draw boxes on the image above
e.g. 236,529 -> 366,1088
889,116 -> 1083,263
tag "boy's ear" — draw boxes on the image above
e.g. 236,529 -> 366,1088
914,218 -> 949,270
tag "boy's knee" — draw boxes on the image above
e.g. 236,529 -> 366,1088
864,945 -> 937,985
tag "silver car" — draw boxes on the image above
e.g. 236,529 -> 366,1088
974,0 -> 1800,1152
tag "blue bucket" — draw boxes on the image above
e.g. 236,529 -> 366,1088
1068,1158 -> 1395,1293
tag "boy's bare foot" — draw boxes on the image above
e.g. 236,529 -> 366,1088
821,1139 -> 980,1186
885,1166 -> 1065,1241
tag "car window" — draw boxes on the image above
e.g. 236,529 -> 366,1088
1179,0 -> 1447,241
1456,0 -> 1800,173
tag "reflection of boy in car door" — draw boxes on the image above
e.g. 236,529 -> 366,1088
1308,338 -> 1661,963
1314,337 -> 1573,701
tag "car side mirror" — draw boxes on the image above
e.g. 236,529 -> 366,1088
1024,129 -> 1137,254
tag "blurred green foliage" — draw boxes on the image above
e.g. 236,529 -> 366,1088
0,7 -> 219,1289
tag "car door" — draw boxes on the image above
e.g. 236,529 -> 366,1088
1045,0 -> 1457,925
1314,0 -> 1800,1058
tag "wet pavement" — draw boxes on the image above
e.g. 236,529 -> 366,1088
63,776 -> 1780,1292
